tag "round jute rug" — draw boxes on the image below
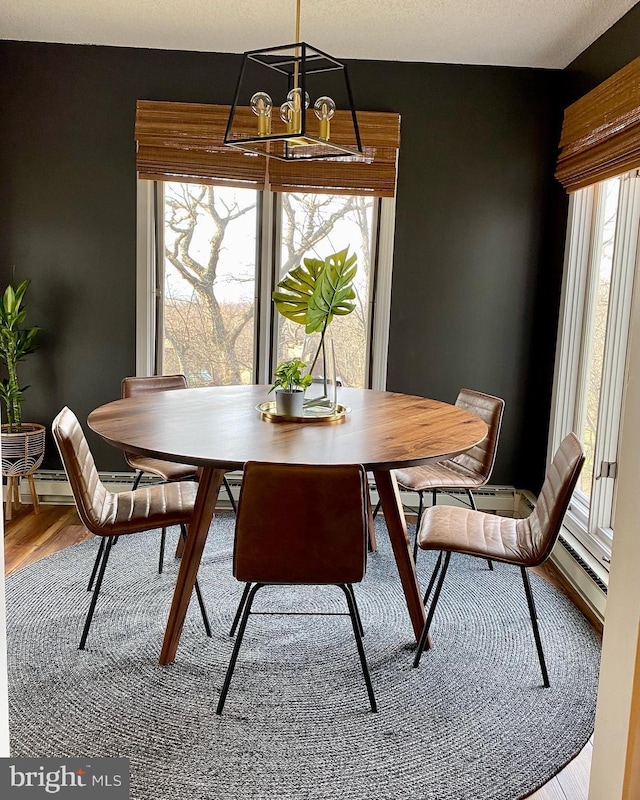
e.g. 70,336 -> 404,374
6,513 -> 600,800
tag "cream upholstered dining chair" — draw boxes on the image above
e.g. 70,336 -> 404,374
375,388 -> 505,565
216,461 -> 377,715
52,406 -> 212,649
412,433 -> 585,688
121,374 -> 237,574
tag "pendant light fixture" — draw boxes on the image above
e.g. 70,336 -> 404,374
224,0 -> 362,161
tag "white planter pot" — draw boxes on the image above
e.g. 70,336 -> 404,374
275,390 -> 305,417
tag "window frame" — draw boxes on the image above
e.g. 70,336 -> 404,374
136,179 -> 396,391
549,170 -> 640,568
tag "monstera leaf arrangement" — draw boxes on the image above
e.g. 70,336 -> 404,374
271,246 -> 357,403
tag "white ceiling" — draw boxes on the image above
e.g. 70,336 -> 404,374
1,0 -> 637,69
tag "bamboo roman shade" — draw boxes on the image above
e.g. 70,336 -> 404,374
135,100 -> 401,197
556,57 -> 640,192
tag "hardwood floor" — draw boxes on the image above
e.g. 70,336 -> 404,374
2,502 -> 596,799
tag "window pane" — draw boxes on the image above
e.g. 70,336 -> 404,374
276,193 -> 375,387
162,183 -> 257,386
578,178 -> 620,496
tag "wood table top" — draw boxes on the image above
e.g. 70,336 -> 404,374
87,385 -> 488,472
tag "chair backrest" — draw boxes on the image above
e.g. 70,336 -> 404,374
233,461 -> 369,585
121,374 -> 188,399
450,388 -> 505,482
517,432 -> 585,566
52,407 -> 109,536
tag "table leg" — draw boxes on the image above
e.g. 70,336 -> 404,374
373,469 -> 426,643
159,466 -> 223,665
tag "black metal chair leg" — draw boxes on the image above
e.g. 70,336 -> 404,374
223,476 -> 237,514
87,538 -> 105,591
422,551 -> 443,607
412,490 -> 426,561
217,582 -> 263,715
344,584 -> 365,638
229,582 -> 252,636
520,566 -> 550,688
132,470 -> 143,491
372,497 -> 381,519
413,551 -> 451,668
465,489 -> 493,571
80,536 -> 114,650
340,584 -> 377,712
158,528 -> 166,574
179,524 -> 211,636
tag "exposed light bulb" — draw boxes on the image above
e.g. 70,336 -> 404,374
280,100 -> 294,132
250,91 -> 272,136
285,88 -> 310,133
286,88 -> 310,110
314,96 -> 336,140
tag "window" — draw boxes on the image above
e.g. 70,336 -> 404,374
549,170 -> 640,568
137,181 -> 395,391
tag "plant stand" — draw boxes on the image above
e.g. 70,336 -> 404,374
1,423 -> 45,520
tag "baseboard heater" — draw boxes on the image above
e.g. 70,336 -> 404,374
15,470 -> 518,516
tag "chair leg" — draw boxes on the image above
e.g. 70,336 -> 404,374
340,584 -> 377,712
372,497 -> 381,519
412,490 -> 426,562
87,538 -> 106,591
80,536 -> 114,650
229,582 -> 252,636
217,582 -> 263,715
132,470 -> 143,491
422,551 -> 443,607
223,476 -> 237,513
158,528 -> 166,574
179,524 -> 212,637
344,584 -> 365,638
413,551 -> 451,668
520,566 -> 550,688
465,489 -> 493,571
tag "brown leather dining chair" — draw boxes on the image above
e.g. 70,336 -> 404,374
52,406 -> 212,650
412,432 -> 585,688
121,374 -> 237,575
216,461 -> 377,715
383,388 -> 505,564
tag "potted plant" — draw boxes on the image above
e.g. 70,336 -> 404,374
0,277 -> 44,518
272,246 -> 357,411
269,358 -> 313,416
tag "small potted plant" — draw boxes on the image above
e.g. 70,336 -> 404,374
269,358 -> 313,416
0,277 -> 44,518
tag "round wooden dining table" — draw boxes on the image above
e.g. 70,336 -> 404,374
88,385 -> 488,664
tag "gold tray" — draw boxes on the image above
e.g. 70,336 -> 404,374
256,401 -> 351,424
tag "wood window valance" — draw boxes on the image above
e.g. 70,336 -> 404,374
135,100 -> 401,197
556,57 -> 640,192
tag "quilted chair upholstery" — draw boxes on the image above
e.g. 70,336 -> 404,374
52,406 -> 210,649
412,432 -> 585,687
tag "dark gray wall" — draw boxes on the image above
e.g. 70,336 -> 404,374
0,40 -> 565,487
565,2 -> 640,98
